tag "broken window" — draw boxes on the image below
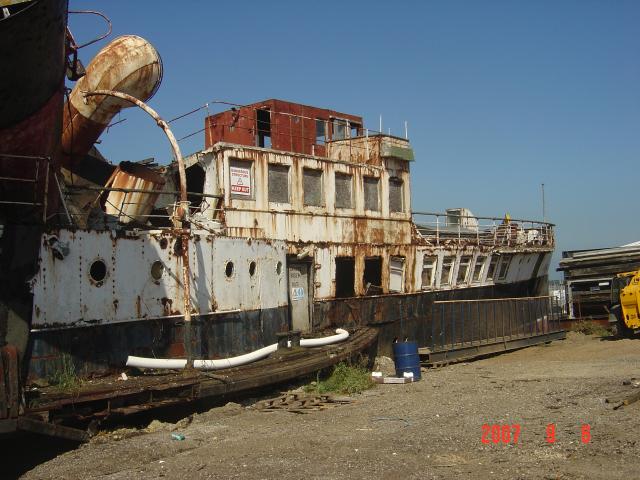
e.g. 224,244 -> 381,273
185,163 -> 205,209
421,255 -> 437,289
486,255 -> 499,281
363,176 -> 380,211
315,119 -> 326,145
497,255 -> 511,280
268,164 -> 290,204
335,257 -> 355,298
389,177 -> 404,213
389,256 -> 405,293
332,119 -> 347,141
335,172 -> 353,209
440,256 -> 454,286
350,123 -> 361,138
303,168 -> 323,207
229,159 -> 254,200
456,256 -> 471,284
363,257 -> 382,295
472,256 -> 486,282
256,109 -> 271,148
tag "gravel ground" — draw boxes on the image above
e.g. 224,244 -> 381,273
11,332 -> 640,479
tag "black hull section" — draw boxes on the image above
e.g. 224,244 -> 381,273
26,276 -> 549,381
313,275 -> 550,356
27,306 -> 288,381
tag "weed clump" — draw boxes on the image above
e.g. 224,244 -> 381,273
50,354 -> 82,392
306,362 -> 374,395
570,320 -> 610,337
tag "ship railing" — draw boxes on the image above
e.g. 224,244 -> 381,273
64,184 -> 224,231
0,153 -> 54,222
423,295 -> 564,355
412,211 -> 555,249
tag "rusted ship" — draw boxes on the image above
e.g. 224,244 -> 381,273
0,1 -> 563,440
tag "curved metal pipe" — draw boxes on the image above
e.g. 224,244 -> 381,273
125,329 -> 350,371
82,89 -> 192,366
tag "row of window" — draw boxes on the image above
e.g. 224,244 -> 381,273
421,254 -> 512,289
335,253 -> 511,298
232,159 -> 405,213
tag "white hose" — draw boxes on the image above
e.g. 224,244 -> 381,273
126,328 -> 349,370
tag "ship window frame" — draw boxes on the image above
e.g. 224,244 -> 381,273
334,172 -> 353,209
267,163 -> 290,204
303,168 -> 324,207
421,255 -> 437,290
389,176 -> 404,213
389,256 -> 405,293
497,255 -> 512,280
363,256 -> 383,296
472,256 -> 486,283
335,256 -> 356,298
315,118 -> 326,145
440,256 -> 455,287
486,255 -> 500,281
456,256 -> 472,285
331,118 -> 348,141
256,108 -> 271,148
363,176 -> 380,212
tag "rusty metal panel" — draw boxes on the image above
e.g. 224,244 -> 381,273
104,162 -> 166,224
32,230 -> 288,329
205,99 -> 363,156
210,237 -> 287,312
191,234 -> 214,315
78,231 -> 115,323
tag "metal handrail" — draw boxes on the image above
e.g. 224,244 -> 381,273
412,210 -> 554,248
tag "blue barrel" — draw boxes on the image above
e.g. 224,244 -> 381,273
393,341 -> 421,381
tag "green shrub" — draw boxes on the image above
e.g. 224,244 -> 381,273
306,362 -> 374,395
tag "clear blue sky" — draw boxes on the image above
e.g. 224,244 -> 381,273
69,1 -> 640,277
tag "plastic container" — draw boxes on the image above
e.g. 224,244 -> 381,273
393,341 -> 421,381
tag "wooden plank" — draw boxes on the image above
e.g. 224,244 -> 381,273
16,417 -> 89,442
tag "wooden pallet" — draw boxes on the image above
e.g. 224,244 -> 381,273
254,393 -> 353,414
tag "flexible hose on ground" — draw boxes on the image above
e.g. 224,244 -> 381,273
125,328 -> 349,370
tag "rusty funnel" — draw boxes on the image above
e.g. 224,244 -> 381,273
61,35 -> 163,170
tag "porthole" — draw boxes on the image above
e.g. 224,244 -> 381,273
225,261 -> 234,278
276,261 -> 283,275
151,261 -> 164,281
89,259 -> 107,285
249,261 -> 257,277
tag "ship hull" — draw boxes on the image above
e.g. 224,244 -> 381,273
26,275 -> 549,381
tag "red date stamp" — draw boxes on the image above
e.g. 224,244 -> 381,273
481,423 -> 591,444
481,424 -> 521,444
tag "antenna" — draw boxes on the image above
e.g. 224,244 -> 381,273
404,121 -> 408,139
379,115 -> 382,134
541,183 -> 546,222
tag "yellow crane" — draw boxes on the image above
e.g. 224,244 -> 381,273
609,270 -> 640,337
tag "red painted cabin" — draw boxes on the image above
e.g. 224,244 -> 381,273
204,99 -> 363,157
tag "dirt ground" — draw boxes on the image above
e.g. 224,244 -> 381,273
10,332 -> 640,479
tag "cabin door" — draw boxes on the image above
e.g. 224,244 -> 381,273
287,261 -> 312,333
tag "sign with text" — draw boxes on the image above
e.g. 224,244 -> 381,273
291,287 -> 305,301
230,166 -> 251,196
